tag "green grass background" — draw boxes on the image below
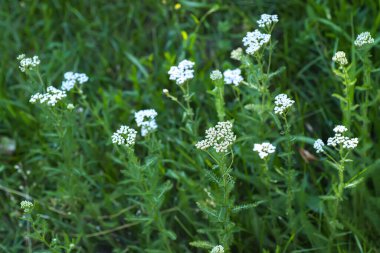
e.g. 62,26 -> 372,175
1,0 -> 380,252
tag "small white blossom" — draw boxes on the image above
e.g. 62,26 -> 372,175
257,14 -> 279,28
111,125 -> 137,147
354,32 -> 375,47
20,200 -> 33,213
313,139 -> 325,153
61,72 -> 89,91
342,137 -> 359,149
29,86 -> 67,106
195,121 -> 236,153
230,47 -> 243,61
326,125 -> 358,149
332,51 -> 348,66
67,103 -> 75,110
242,29 -> 271,55
135,109 -> 158,136
168,59 -> 195,85
210,70 -> 223,81
253,142 -> 276,159
210,245 -> 224,253
333,125 -> 348,133
223,69 -> 243,86
274,94 -> 295,115
18,54 -> 40,72
163,89 -> 169,94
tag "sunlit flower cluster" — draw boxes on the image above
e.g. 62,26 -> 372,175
17,54 -> 40,72
210,70 -> 223,81
223,69 -> 243,86
253,142 -> 276,159
354,32 -> 374,47
29,86 -> 67,106
210,245 -> 224,253
168,59 -> 195,85
230,47 -> 243,61
274,94 -> 295,115
20,200 -> 33,213
135,109 -> 158,136
332,51 -> 348,66
61,71 -> 89,91
195,121 -> 236,153
326,125 -> 359,149
242,29 -> 271,55
111,125 -> 137,147
257,14 -> 279,28
313,139 -> 325,153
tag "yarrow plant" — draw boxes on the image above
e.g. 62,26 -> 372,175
332,51 -> 348,66
61,71 -> 89,91
253,142 -> 276,159
242,29 -> 271,55
230,47 -> 243,61
29,86 -> 67,106
223,69 -> 243,86
210,245 -> 224,253
326,125 -> 359,149
168,59 -> 195,85
17,54 -> 40,72
210,70 -> 223,81
313,139 -> 325,153
354,32 -> 375,47
111,125 -> 137,147
20,200 -> 34,213
274,94 -> 295,115
195,121 -> 236,153
134,109 -> 158,136
257,14 -> 279,28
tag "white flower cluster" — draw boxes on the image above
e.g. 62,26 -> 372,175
210,70 -> 223,81
274,94 -> 295,115
210,245 -> 224,253
230,47 -> 243,61
354,32 -> 375,47
168,59 -> 195,85
20,200 -> 33,212
135,109 -> 158,136
29,86 -> 67,106
313,139 -> 325,153
61,71 -> 89,91
111,125 -> 137,147
17,54 -> 40,72
253,142 -> 276,159
242,29 -> 271,55
257,14 -> 279,28
195,121 -> 236,153
326,125 -> 359,149
223,69 -> 243,86
332,51 -> 348,66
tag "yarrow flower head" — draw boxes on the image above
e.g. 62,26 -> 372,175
210,70 -> 223,81
20,200 -> 34,213
111,125 -> 137,147
354,32 -> 375,47
210,245 -> 224,253
326,125 -> 359,149
134,109 -> 158,136
17,54 -> 40,72
195,121 -> 236,153
274,94 -> 295,115
332,51 -> 348,66
223,69 -> 243,86
253,142 -> 276,159
313,139 -> 325,153
242,29 -> 271,55
29,86 -> 67,106
168,59 -> 195,85
61,71 -> 89,91
230,47 -> 243,61
257,14 -> 279,28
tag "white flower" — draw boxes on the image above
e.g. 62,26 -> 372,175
67,103 -> 75,110
163,89 -> 169,94
332,51 -> 348,66
20,200 -> 33,212
29,86 -> 67,106
253,142 -> 276,159
168,59 -> 195,85
242,29 -> 271,55
354,32 -> 375,47
231,47 -> 243,61
333,125 -> 347,133
274,94 -> 295,115
61,71 -> 89,91
111,125 -> 137,147
326,125 -> 359,149
342,137 -> 359,149
195,121 -> 236,153
18,54 -> 40,72
211,245 -> 224,253
257,14 -> 279,28
313,139 -> 325,153
134,109 -> 158,136
210,70 -> 223,81
223,69 -> 243,86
